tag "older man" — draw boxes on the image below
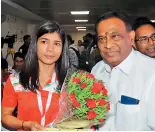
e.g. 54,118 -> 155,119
91,11 -> 155,130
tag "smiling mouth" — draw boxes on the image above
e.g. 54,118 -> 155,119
147,47 -> 155,53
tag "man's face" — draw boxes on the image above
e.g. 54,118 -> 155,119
14,57 -> 24,71
135,24 -> 155,58
97,17 -> 134,67
25,37 -> 31,45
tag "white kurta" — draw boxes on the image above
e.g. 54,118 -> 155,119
91,49 -> 155,130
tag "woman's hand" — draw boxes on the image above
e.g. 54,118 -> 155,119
23,121 -> 45,131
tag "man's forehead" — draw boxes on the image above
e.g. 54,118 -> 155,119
135,24 -> 155,37
97,18 -> 127,33
15,57 -> 24,61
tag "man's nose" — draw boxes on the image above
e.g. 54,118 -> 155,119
104,38 -> 114,48
148,37 -> 154,45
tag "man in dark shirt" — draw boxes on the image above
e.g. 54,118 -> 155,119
12,52 -> 25,73
18,35 -> 31,57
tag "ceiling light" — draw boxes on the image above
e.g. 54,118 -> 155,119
75,20 -> 88,22
78,29 -> 86,31
71,11 -> 89,15
76,27 -> 86,29
151,20 -> 155,22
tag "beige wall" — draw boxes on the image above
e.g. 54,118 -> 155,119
67,31 -> 95,45
1,14 -> 37,66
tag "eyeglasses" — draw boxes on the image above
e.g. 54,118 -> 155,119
98,32 -> 123,44
135,33 -> 155,44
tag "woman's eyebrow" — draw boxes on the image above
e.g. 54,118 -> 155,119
39,38 -> 49,40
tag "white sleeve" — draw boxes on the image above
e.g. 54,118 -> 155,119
146,74 -> 155,130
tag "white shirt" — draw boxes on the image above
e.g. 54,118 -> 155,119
91,49 -> 155,130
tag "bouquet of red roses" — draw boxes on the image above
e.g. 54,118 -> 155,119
46,69 -> 110,130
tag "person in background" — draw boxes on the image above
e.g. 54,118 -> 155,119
91,11 -> 155,130
83,33 -> 94,50
10,52 -> 25,74
2,20 -> 69,131
67,35 -> 79,68
77,33 -> 95,72
77,40 -> 85,54
132,17 -> 155,58
18,35 -> 31,57
89,35 -> 102,68
1,58 -> 9,98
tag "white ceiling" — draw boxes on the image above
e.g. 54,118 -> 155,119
2,0 -> 155,32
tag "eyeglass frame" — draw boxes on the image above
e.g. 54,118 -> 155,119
135,33 -> 155,44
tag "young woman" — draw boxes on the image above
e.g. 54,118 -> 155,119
2,20 -> 70,131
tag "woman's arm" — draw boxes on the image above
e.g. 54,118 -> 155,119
2,77 -> 44,131
2,106 -> 44,131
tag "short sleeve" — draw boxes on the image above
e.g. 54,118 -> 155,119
2,77 -> 17,108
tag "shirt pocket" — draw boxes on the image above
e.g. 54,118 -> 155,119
116,102 -> 140,130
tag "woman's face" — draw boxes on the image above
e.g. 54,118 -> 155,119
37,32 -> 63,65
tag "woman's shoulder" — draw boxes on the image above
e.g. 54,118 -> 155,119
9,73 -> 27,92
9,73 -> 20,82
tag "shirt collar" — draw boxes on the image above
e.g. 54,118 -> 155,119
104,49 -> 134,75
117,49 -> 134,75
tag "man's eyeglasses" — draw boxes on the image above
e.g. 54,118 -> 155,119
135,33 -> 155,44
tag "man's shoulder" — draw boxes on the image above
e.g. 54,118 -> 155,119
134,51 -> 155,71
19,44 -> 25,49
91,60 -> 105,74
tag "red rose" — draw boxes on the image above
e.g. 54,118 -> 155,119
86,74 -> 95,79
80,82 -> 87,89
99,119 -> 104,123
87,110 -> 97,120
69,93 -> 76,101
86,99 -> 96,108
72,99 -> 81,108
97,99 -> 106,106
72,77 -> 81,84
102,88 -> 108,95
91,81 -> 103,93
107,102 -> 110,110
91,81 -> 103,94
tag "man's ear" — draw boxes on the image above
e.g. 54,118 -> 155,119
128,30 -> 135,46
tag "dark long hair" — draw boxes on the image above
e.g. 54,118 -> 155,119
19,20 -> 70,92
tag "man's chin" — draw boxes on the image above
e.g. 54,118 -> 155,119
105,58 -> 120,67
146,53 -> 155,58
